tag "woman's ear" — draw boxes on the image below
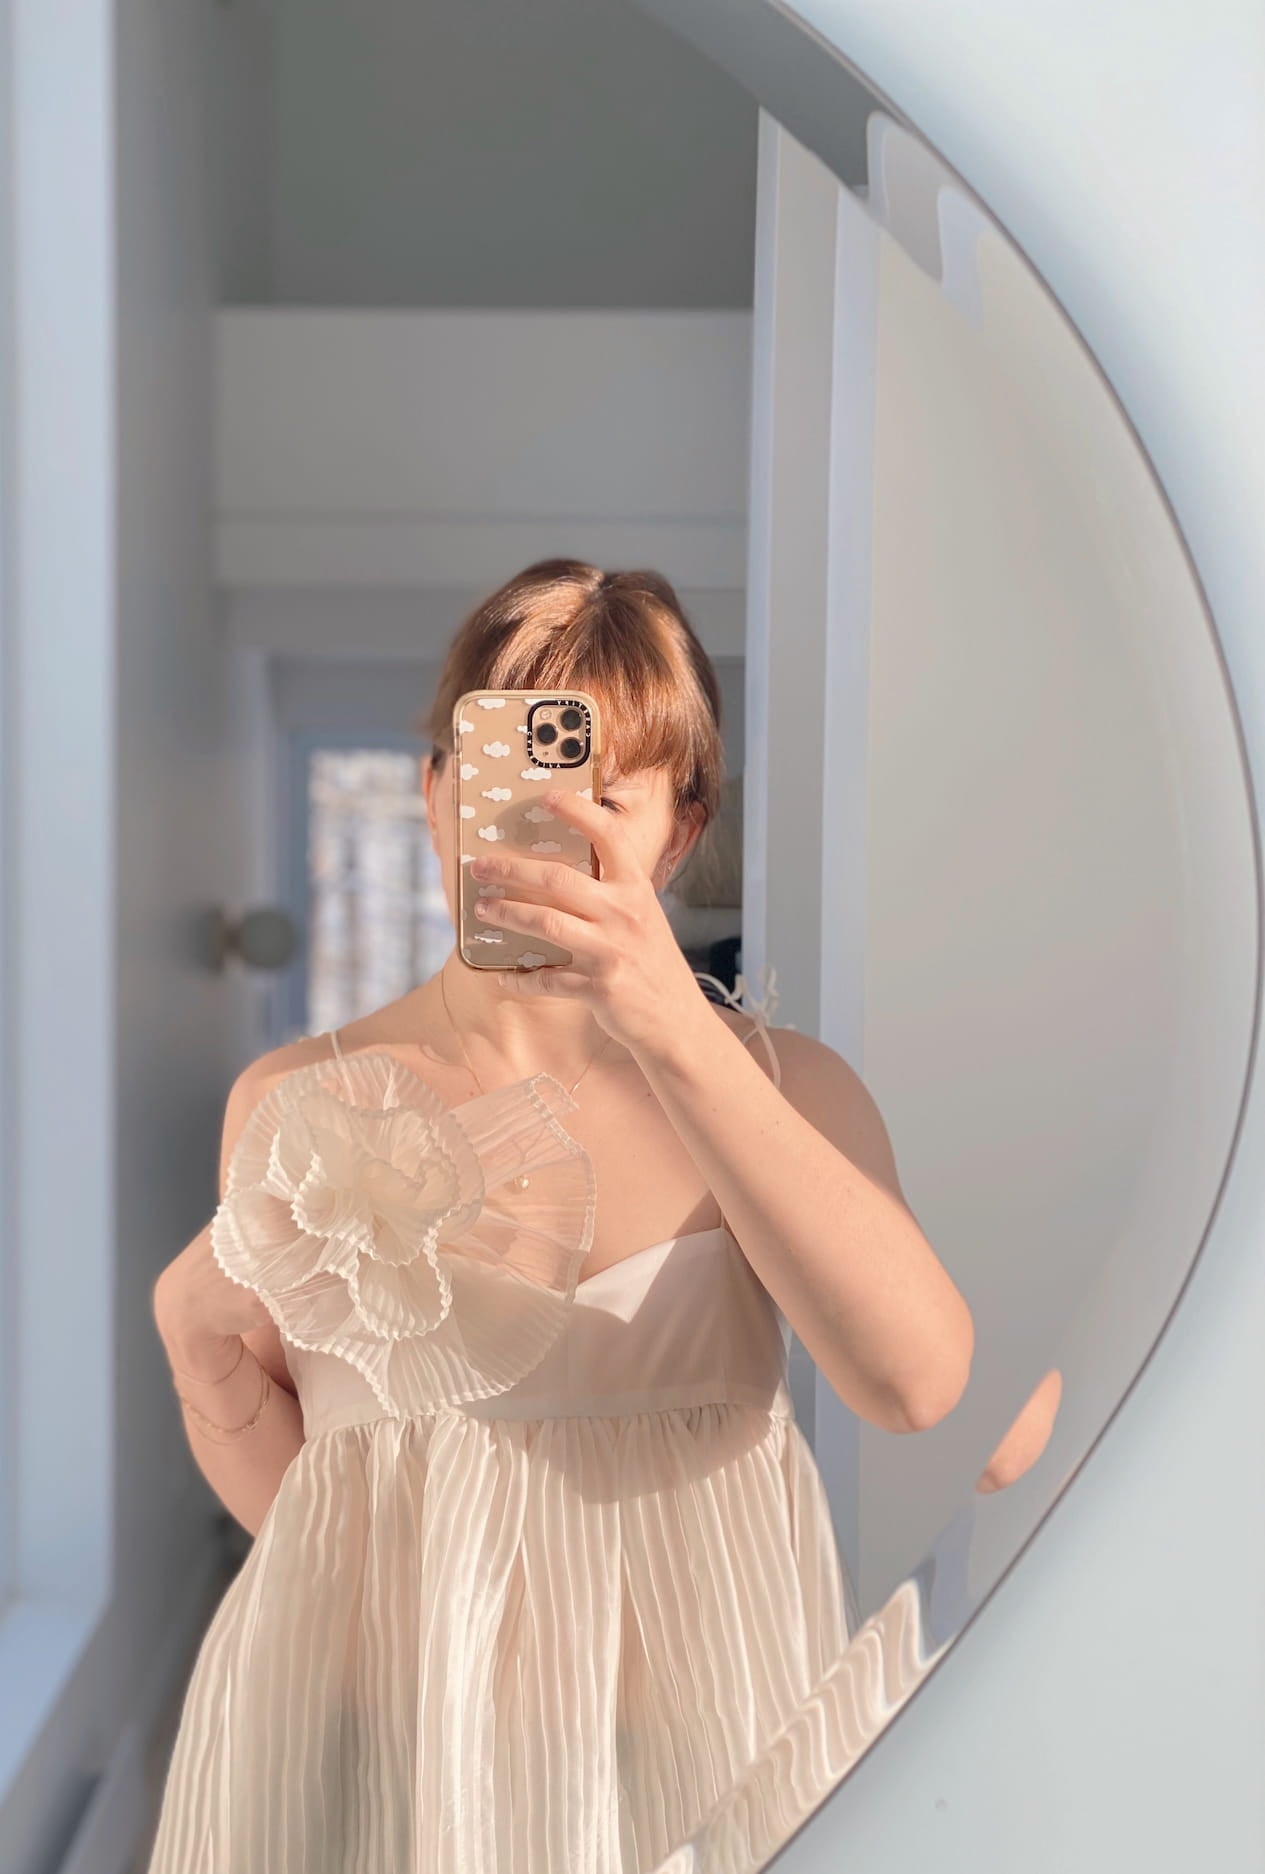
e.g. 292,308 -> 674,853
420,750 -> 443,844
656,803 -> 707,890
679,802 -> 708,869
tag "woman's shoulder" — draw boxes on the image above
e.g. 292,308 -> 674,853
228,1029 -> 337,1106
702,993 -> 860,1088
707,998 -> 770,1046
235,987 -> 446,1088
754,1026 -> 912,1213
219,999 -> 460,1194
699,992 -> 911,1210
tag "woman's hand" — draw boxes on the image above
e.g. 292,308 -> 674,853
467,787 -> 703,1054
153,1219 -> 275,1378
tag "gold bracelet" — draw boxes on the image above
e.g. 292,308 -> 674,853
168,1336 -> 247,1387
176,1355 -> 272,1443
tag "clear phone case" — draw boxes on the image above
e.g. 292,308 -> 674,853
453,687 -> 603,970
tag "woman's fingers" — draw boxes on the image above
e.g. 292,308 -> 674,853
538,787 -> 645,884
468,850 -> 601,916
473,892 -> 600,962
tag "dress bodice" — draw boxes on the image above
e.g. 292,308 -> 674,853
209,1044 -> 795,1441
291,1223 -> 793,1438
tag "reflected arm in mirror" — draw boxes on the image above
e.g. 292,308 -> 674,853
975,1368 -> 1064,1493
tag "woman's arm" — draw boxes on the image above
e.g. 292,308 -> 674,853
469,787 -> 975,1438
152,1053 -> 309,1538
628,1012 -> 975,1435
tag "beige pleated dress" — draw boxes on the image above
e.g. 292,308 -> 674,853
146,1018 -> 857,1874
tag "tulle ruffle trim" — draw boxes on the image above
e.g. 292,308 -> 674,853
210,1051 -> 596,1417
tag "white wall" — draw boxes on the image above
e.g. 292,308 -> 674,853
210,0 -> 274,301
0,2 -> 250,1868
252,0 -> 758,309
214,308 -> 753,594
857,181 -> 1254,1610
0,0 -> 119,1850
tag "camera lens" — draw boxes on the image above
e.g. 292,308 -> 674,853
560,706 -> 583,731
534,720 -> 558,745
559,737 -> 582,761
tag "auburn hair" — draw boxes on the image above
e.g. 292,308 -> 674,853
419,559 -> 725,830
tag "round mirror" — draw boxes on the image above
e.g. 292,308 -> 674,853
136,7 -> 1258,1874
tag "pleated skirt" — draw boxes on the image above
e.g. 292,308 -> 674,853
145,1402 -> 854,1874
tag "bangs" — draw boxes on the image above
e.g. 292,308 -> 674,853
483,601 -> 704,791
424,561 -> 723,822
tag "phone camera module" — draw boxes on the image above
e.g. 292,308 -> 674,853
528,697 -> 589,766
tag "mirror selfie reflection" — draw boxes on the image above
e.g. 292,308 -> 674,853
149,563 -> 973,1873
14,4 -> 1236,1874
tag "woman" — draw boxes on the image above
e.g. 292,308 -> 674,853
149,559 -> 973,1874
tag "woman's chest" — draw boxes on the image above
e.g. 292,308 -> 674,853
557,1087 -> 725,1277
344,1035 -> 731,1277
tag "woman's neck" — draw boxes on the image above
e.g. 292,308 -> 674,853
408,951 -> 626,1088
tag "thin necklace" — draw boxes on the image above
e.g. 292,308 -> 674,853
438,965 -> 612,1189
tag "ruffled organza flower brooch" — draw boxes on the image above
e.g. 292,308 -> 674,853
210,1050 -> 596,1418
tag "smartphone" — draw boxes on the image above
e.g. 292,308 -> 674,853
453,688 -> 603,970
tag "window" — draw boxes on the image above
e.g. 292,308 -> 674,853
305,745 -> 453,1036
